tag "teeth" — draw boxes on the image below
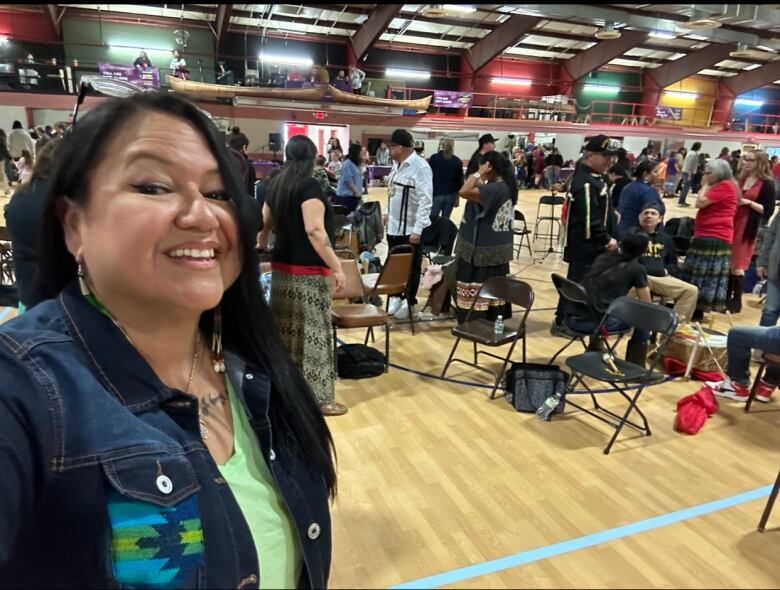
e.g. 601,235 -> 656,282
168,248 -> 215,259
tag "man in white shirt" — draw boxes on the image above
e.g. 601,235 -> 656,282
7,120 -> 34,160
349,65 -> 366,95
677,141 -> 701,207
385,128 -> 433,320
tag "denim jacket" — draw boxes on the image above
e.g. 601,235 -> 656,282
0,281 -> 331,589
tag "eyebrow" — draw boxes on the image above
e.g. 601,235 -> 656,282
124,151 -> 221,176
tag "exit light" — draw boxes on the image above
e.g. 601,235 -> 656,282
314,111 -> 326,120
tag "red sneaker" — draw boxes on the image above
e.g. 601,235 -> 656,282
713,380 -> 750,402
754,380 -> 777,403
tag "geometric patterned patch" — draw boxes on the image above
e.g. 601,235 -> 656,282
107,490 -> 204,588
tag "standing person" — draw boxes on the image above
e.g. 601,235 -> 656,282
615,147 -> 632,177
679,159 -> 739,319
678,141 -> 702,206
7,120 -> 34,160
454,151 -> 516,323
757,206 -> 780,327
0,129 -> 10,192
718,147 -> 732,162
360,145 -> 370,195
553,135 -> 620,331
533,146 -> 546,188
313,155 -> 334,199
334,142 -> 363,213
616,160 -> 664,237
607,164 -> 631,209
327,148 -> 342,180
385,129 -> 433,320
654,153 -> 668,196
376,140 -> 390,166
664,151 -> 679,197
325,137 -> 342,155
258,135 -> 348,417
4,139 -> 60,307
512,146 -> 527,187
544,147 -> 564,190
0,93 -> 335,588
726,150 -> 776,313
525,148 -> 535,189
133,50 -> 152,69
227,126 -> 249,148
348,65 -> 366,95
466,133 -> 497,176
227,133 -> 257,196
428,136 -> 463,220
169,49 -> 188,79
14,149 -> 33,184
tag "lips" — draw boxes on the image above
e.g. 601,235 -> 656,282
167,248 -> 216,260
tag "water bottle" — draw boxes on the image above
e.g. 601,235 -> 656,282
494,315 -> 504,335
536,394 -> 561,421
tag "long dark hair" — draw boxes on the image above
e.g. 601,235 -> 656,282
346,142 -> 362,166
480,150 -> 518,205
31,93 -> 336,496
585,232 -> 649,280
266,135 -> 318,240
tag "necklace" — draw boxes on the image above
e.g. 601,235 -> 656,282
184,337 -> 210,441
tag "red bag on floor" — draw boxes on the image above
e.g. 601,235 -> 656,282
675,386 -> 719,435
662,356 -> 723,383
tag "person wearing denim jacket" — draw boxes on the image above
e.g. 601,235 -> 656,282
0,93 -> 336,589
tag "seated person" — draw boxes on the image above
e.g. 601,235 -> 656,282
313,155 -> 335,198
564,232 -> 653,368
629,202 -> 698,323
708,325 -> 780,404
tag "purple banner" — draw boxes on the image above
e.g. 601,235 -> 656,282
98,63 -> 159,89
433,90 -> 474,109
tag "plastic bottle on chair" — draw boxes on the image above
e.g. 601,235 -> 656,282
536,394 -> 561,421
494,315 -> 504,335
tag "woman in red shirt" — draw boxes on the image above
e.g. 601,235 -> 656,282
679,158 -> 739,319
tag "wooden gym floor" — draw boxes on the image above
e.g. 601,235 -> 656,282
327,186 -> 780,589
1,187 -> 778,588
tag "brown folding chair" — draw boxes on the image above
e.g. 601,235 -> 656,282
513,210 -> 532,260
361,244 -> 417,334
331,257 -> 390,374
440,276 -> 534,399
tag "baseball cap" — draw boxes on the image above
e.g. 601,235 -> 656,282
413,139 -> 425,150
389,129 -> 414,148
479,133 -> 498,147
584,134 -> 620,156
640,202 -> 664,214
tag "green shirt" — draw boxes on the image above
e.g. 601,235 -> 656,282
218,380 -> 303,589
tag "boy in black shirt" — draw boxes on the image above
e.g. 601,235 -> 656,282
630,202 -> 698,323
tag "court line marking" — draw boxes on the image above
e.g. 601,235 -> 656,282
389,484 -> 772,589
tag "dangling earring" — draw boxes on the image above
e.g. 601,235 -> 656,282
212,305 -> 225,373
77,261 -> 90,296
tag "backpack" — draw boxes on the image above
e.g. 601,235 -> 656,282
336,344 -> 386,378
352,201 -> 384,252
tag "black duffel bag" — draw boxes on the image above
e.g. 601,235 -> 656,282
336,344 -> 386,379
505,362 -> 569,414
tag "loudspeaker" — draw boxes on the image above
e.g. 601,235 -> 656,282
269,133 -> 282,152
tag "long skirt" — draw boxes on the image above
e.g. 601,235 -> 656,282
454,259 -> 512,324
270,268 -> 334,405
679,237 -> 732,313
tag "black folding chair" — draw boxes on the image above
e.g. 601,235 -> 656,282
559,296 -> 678,455
549,273 -> 630,364
440,277 -> 534,399
513,210 -> 533,260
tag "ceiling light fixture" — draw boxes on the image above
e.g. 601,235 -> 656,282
730,43 -> 771,59
491,77 -> 532,86
595,22 -> 622,40
649,31 -> 676,40
443,4 -> 476,13
735,98 -> 764,107
685,34 -> 709,41
583,84 -> 621,94
259,54 -> 313,66
386,68 -> 431,79
680,7 -> 722,30
665,90 -> 698,99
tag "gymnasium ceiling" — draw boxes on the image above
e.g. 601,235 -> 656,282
32,4 -> 780,81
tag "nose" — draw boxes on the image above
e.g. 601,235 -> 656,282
175,183 -> 221,232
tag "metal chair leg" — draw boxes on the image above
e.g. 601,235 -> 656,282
603,387 -> 647,455
746,362 -> 767,413
490,339 -> 519,400
441,337 -> 461,379
385,322 -> 390,373
759,470 -> 780,532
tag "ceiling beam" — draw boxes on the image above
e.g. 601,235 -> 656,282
42,4 -> 64,40
723,60 -> 780,96
465,15 -> 543,72
644,43 -> 737,88
350,4 -> 403,62
214,4 -> 232,45
561,29 -> 649,82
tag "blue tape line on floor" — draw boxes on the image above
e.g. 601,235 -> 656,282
0,307 -> 12,323
389,484 -> 773,589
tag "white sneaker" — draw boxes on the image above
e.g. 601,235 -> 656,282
387,297 -> 402,315
705,380 -> 724,391
393,301 -> 410,320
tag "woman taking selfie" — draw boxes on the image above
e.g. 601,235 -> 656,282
0,93 -> 335,588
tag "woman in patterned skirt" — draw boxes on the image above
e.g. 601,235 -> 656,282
454,151 -> 517,324
679,158 -> 739,320
258,135 -> 348,416
725,150 -> 776,313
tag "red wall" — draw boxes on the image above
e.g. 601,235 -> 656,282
0,10 -> 59,43
465,58 -> 562,104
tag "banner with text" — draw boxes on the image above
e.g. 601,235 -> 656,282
98,63 -> 159,89
433,90 -> 474,109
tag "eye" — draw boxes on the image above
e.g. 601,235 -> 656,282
132,183 -> 170,195
204,190 -> 230,202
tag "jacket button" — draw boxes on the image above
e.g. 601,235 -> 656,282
307,523 -> 321,540
238,574 -> 258,588
269,449 -> 276,461
156,475 -> 173,494
246,373 -> 254,380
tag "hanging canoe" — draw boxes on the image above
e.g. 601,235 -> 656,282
327,84 -> 432,111
167,75 -> 328,101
